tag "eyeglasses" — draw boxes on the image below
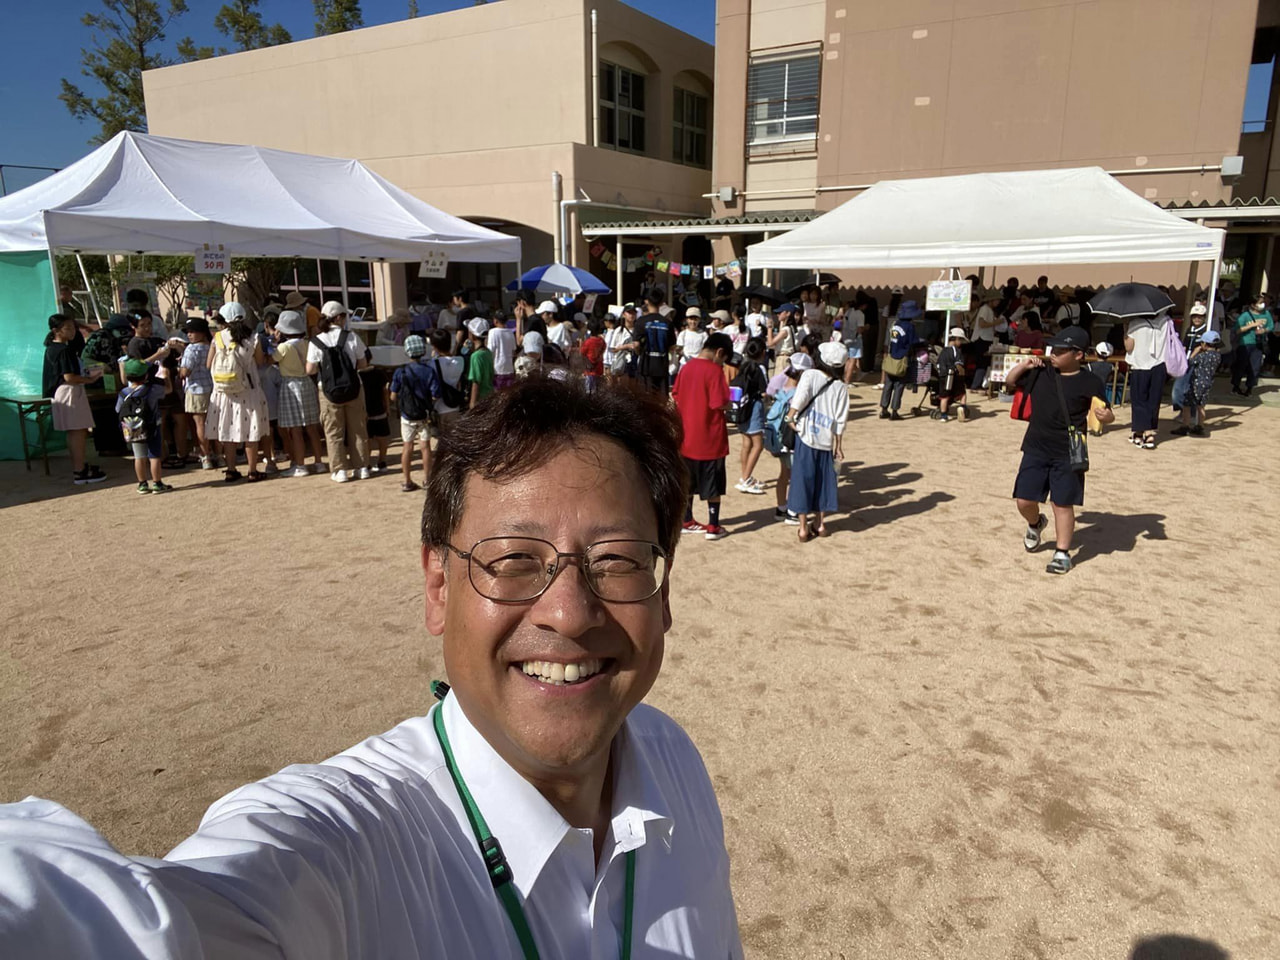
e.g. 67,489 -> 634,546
442,537 -> 669,604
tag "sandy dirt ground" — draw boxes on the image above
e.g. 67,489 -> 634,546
2,381 -> 1279,959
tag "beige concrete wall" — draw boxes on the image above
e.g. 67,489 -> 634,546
145,0 -> 590,158
749,0 -> 825,50
712,0 -> 1257,220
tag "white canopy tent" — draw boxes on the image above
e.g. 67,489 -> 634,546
745,167 -> 1226,312
0,129 -> 521,279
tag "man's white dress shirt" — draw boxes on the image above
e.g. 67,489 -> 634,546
0,695 -> 741,959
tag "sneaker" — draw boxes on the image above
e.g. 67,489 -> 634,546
744,478 -> 766,494
873,383 -> 884,390
773,507 -> 789,522
200,456 -> 215,470
224,468 -> 242,483
1023,514 -> 1047,552
149,480 -> 174,493
1170,425 -> 1190,437
377,460 -> 387,472
1046,551 -> 1073,575
784,511 -> 800,525
681,520 -> 706,535
939,414 -> 950,422
401,480 -> 420,493
136,481 -> 152,495
264,460 -> 279,475
73,466 -> 108,485
1190,424 -> 1206,437
331,470 -> 350,484
879,409 -> 890,420
358,467 -> 372,480
889,412 -> 904,421
287,465 -> 311,478
704,524 -> 726,541
310,462 -> 327,475
734,479 -> 751,493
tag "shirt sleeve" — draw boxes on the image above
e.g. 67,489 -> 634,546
709,367 -> 730,408
305,340 -> 322,365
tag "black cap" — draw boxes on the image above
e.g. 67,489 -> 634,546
184,317 -> 211,336
1044,325 -> 1091,352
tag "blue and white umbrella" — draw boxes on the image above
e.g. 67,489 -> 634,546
506,263 -> 611,296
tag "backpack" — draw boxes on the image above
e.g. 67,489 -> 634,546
1164,319 -> 1189,378
728,361 -> 763,426
119,386 -> 155,443
434,358 -> 469,410
396,362 -> 432,422
211,330 -> 249,395
316,329 -> 361,403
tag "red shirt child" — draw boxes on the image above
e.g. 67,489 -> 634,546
673,356 -> 730,460
581,334 -> 605,378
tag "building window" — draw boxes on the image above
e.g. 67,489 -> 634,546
673,88 -> 709,167
746,49 -> 820,149
599,61 -> 646,154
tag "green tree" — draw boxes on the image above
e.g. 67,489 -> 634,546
314,0 -> 362,35
59,0 -> 195,144
215,0 -> 292,51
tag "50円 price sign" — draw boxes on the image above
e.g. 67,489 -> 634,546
195,243 -> 230,274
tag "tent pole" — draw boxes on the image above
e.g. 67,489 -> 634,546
1182,260 -> 1199,336
76,254 -> 102,325
47,246 -> 60,310
339,258 -> 350,312
1207,255 -> 1222,332
616,236 -> 623,306
317,259 -> 324,304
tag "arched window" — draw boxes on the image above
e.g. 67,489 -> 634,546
598,43 -> 656,156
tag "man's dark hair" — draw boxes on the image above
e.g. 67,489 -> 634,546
744,339 -> 765,361
643,292 -> 664,308
125,288 -> 149,306
588,317 -> 605,337
704,332 -> 732,357
1026,312 -> 1042,330
452,289 -> 469,303
428,329 -> 454,355
422,378 -> 687,559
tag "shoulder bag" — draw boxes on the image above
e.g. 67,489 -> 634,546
1051,370 -> 1089,473
780,375 -> 836,452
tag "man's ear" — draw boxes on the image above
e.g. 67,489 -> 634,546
423,545 -> 448,637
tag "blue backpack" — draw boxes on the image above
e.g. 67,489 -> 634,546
763,387 -> 795,455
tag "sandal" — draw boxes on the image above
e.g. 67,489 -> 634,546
798,528 -> 814,543
162,455 -> 185,469
246,471 -> 264,483
815,525 -> 830,538
1142,433 -> 1157,449
224,468 -> 241,483
401,481 -> 420,493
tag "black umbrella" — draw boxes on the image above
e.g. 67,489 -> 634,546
739,284 -> 787,307
785,273 -> 842,298
1086,283 -> 1174,320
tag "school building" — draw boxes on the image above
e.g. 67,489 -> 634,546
141,0 -> 714,314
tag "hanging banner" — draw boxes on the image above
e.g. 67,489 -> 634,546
702,266 -> 714,280
655,259 -> 669,273
194,243 -> 230,274
926,279 -> 972,313
668,262 -> 682,276
418,248 -> 450,279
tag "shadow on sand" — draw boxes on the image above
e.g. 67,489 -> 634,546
1072,510 -> 1168,566
1130,934 -> 1229,960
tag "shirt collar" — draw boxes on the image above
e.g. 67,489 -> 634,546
441,695 -> 673,897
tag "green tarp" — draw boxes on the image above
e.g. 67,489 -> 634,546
0,251 -> 59,460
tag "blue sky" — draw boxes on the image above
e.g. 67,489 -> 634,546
0,0 -> 714,190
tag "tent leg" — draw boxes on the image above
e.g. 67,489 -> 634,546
317,259 -> 325,304
1263,234 -> 1276,295
47,247 -> 59,308
1183,260 -> 1199,336
616,236 -> 623,307
76,254 -> 103,325
339,258 -> 350,312
1207,257 -> 1222,332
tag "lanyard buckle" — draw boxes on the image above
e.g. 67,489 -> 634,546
481,836 -> 513,888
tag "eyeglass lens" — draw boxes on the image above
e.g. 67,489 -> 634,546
467,538 -> 667,603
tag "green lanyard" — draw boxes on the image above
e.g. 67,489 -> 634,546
429,684 -> 636,960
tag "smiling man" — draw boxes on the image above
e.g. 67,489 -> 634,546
0,378 -> 742,959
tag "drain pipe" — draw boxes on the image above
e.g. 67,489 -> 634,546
552,171 -> 564,264
591,9 -> 600,147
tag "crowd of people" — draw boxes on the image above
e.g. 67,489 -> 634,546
41,272 -> 1267,571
